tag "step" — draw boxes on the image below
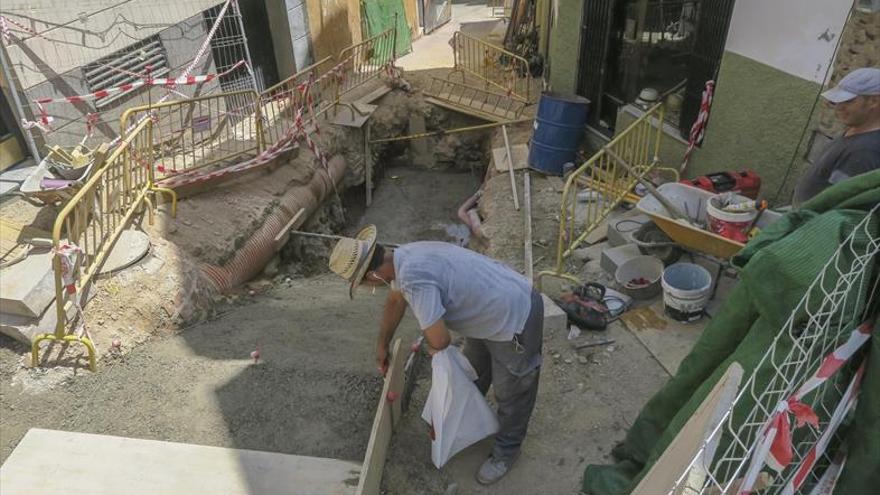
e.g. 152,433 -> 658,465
0,429 -> 361,495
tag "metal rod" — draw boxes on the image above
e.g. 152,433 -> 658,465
288,230 -> 400,248
369,118 -> 533,144
524,171 -> 533,283
502,124 -> 520,210
365,124 -> 372,207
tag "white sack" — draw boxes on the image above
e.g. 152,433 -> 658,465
421,346 -> 500,468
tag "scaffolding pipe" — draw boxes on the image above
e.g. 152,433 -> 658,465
369,118 -> 533,144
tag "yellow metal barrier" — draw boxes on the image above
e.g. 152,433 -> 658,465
32,117 -> 176,370
451,31 -> 533,103
120,90 -> 264,181
260,56 -> 337,144
536,103 -> 668,289
337,25 -> 397,97
32,23 -> 406,371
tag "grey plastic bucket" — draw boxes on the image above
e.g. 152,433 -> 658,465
661,263 -> 712,322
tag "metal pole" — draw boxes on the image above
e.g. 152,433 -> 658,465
288,229 -> 400,248
0,43 -> 41,162
369,118 -> 533,144
523,171 -> 533,283
365,124 -> 372,207
232,0 -> 260,92
502,125 -> 520,210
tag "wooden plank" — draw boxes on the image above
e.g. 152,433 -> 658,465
502,125 -> 520,210
355,337 -> 409,495
523,171 -> 533,283
631,362 -> 743,495
0,428 -> 360,495
619,301 -> 704,376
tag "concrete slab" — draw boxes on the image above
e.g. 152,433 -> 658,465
492,144 -> 529,172
619,300 -> 705,375
599,243 -> 643,277
541,293 -> 567,334
98,229 -> 151,275
331,102 -> 377,128
0,250 -> 56,319
607,214 -> 651,247
0,428 -> 361,495
0,159 -> 38,196
0,304 -> 57,345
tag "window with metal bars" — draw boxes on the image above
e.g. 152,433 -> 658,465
83,36 -> 170,109
576,0 -> 734,136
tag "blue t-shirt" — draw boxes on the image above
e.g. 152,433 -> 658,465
392,242 -> 532,342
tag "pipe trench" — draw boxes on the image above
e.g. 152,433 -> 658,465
200,156 -> 347,291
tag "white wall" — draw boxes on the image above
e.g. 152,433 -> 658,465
724,0 -> 853,84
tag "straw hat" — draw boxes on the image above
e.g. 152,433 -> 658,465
328,224 -> 378,298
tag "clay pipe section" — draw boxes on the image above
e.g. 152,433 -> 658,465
200,156 -> 347,291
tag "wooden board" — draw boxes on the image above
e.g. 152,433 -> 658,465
0,428 -> 361,495
355,337 -> 410,495
631,362 -> 743,495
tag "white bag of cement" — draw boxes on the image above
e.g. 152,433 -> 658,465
421,346 -> 499,468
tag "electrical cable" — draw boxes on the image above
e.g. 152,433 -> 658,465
770,1 -> 854,205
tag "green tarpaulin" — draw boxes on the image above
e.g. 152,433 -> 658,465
583,170 -> 880,495
361,0 -> 412,57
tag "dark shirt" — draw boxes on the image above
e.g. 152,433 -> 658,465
794,129 -> 880,205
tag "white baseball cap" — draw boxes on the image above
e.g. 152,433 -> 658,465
822,67 -> 880,104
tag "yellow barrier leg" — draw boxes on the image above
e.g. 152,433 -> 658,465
150,185 -> 178,218
31,333 -> 98,372
535,270 -> 581,292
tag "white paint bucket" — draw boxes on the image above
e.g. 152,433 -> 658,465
661,263 -> 713,322
706,194 -> 758,243
615,255 -> 664,300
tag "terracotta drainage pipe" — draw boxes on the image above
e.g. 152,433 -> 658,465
457,190 -> 484,238
200,155 -> 347,291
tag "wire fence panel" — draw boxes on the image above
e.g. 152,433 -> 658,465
669,204 -> 879,494
451,31 -> 533,103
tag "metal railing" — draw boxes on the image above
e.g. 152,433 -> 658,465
425,76 -> 527,121
32,117 -> 177,371
119,90 -> 264,181
31,22 -> 404,370
451,31 -> 533,103
338,25 -> 397,97
537,103 -> 667,288
260,56 -> 338,144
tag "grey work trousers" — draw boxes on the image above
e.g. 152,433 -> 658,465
462,289 -> 544,460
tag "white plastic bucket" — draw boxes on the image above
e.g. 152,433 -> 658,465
615,256 -> 664,300
661,263 -> 713,322
706,194 -> 758,243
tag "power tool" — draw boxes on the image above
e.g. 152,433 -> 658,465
680,169 -> 761,199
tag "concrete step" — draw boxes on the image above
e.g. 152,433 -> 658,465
0,249 -> 56,319
0,429 -> 361,495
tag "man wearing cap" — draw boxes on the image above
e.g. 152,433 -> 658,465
794,67 -> 880,204
328,225 -> 543,484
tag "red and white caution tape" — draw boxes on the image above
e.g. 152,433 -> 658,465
33,60 -> 247,109
738,320 -> 873,493
681,80 -> 715,173
55,243 -> 82,295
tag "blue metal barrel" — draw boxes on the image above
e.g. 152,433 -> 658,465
528,92 -> 590,175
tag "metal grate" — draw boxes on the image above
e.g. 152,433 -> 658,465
83,36 -> 170,109
679,0 -> 735,138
